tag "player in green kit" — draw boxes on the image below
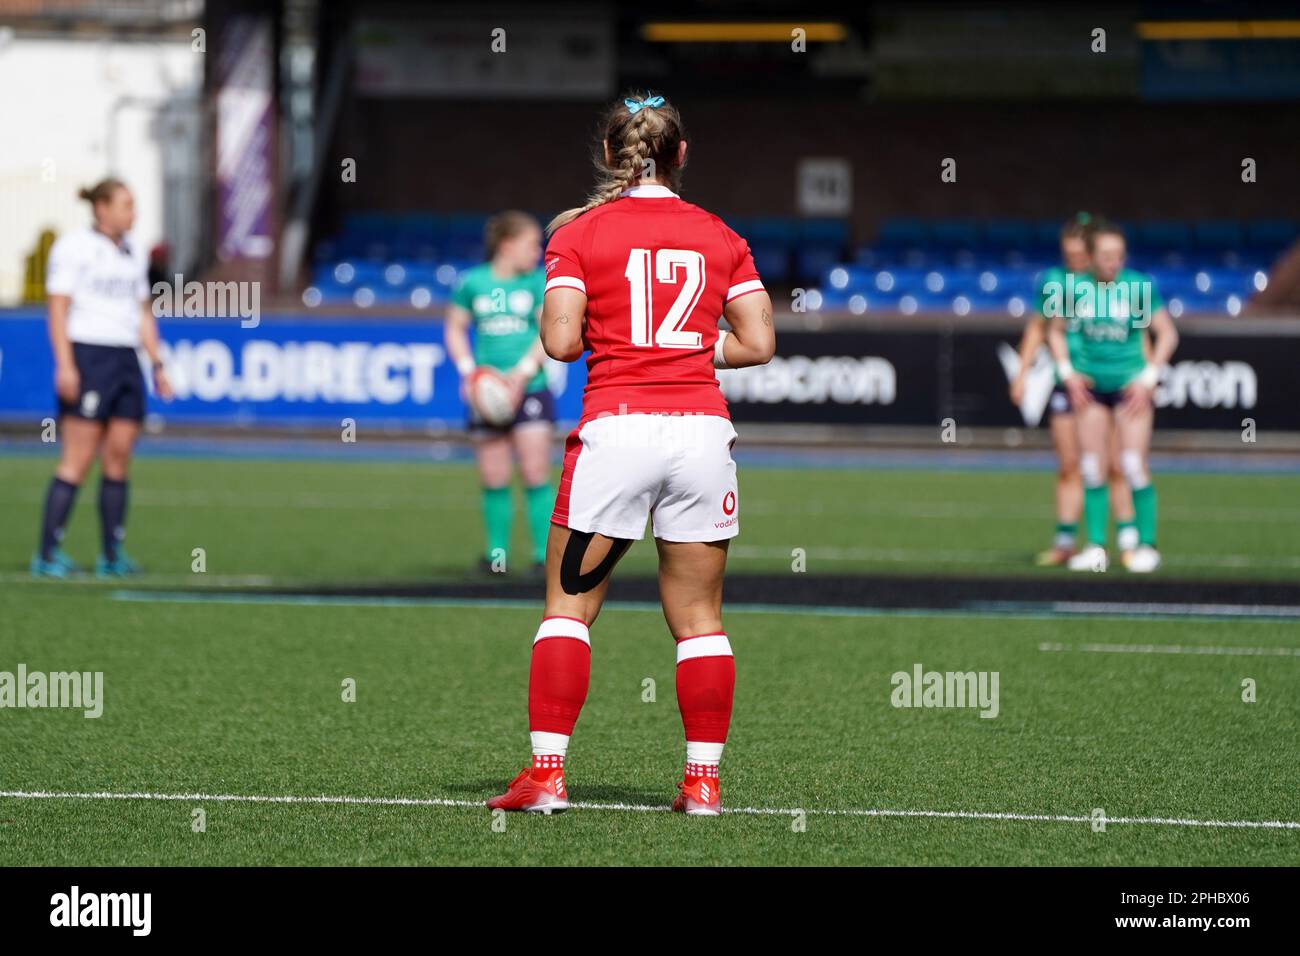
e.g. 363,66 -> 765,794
1010,214 -> 1138,566
1047,220 -> 1179,573
445,211 -> 554,576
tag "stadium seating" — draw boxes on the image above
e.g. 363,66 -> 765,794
305,212 -> 500,309
302,213 -> 1295,317
817,218 -> 1295,318
304,213 -> 850,309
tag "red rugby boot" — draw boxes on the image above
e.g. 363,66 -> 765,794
672,774 -> 722,816
486,766 -> 569,814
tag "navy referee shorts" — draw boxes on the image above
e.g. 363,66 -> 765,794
58,343 -> 146,422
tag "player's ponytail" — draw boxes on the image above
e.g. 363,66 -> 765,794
547,92 -> 686,236
78,178 -> 127,207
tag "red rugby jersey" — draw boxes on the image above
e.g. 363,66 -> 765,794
544,184 -> 764,423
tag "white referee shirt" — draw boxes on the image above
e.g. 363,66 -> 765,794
45,228 -> 150,348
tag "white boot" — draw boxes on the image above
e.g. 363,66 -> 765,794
1125,545 -> 1161,573
1067,545 -> 1108,573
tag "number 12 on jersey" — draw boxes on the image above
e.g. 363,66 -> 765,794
624,248 -> 706,349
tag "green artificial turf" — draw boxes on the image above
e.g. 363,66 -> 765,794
1,453 -> 1297,865
0,454 -> 1297,584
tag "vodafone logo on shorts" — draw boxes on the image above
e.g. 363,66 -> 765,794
716,490 -> 738,529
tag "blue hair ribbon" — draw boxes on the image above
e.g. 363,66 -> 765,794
624,95 -> 665,114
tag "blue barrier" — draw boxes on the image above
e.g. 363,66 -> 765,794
0,311 -> 587,429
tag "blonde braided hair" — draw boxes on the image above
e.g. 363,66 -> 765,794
547,92 -> 686,236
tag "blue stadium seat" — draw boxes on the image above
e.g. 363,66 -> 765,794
982,220 -> 1035,254
875,219 -> 931,252
852,247 -> 882,269
1192,220 -> 1244,253
434,259 -> 476,290
751,243 -> 791,283
746,217 -> 800,245
1032,221 -> 1063,252
797,246 -> 841,284
1244,220 -> 1298,254
813,287 -> 851,311
822,265 -> 873,292
306,278 -> 350,304
898,291 -> 951,314
930,220 -> 981,253
1149,267 -> 1195,299
868,266 -> 928,295
324,261 -> 385,288
795,218 -> 848,282
800,218 -> 849,244
1132,221 -> 1191,255
938,266 -> 987,295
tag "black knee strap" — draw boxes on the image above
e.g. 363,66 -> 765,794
560,530 -> 631,594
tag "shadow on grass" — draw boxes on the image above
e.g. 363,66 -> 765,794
443,778 -> 666,807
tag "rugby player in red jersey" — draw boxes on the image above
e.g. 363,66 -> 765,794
487,92 -> 775,816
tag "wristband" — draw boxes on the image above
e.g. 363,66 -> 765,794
1056,359 -> 1075,380
1135,363 -> 1159,390
514,355 -> 541,379
713,330 -> 731,369
151,359 -> 164,372
456,356 -> 477,376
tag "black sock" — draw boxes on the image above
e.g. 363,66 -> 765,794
99,478 -> 129,562
39,477 -> 80,561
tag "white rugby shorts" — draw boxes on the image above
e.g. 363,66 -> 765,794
551,413 -> 739,542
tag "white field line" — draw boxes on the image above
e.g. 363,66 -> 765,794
1040,641 -> 1300,657
0,789 -> 1296,830
1049,601 -> 1300,619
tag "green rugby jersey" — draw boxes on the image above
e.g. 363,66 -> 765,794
1062,268 -> 1163,393
450,263 -> 547,392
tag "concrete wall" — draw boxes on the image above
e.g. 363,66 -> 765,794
323,95 -> 1300,243
0,31 -> 203,304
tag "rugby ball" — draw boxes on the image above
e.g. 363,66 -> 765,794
469,368 -> 520,427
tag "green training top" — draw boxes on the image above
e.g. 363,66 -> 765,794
450,263 -> 547,392
1060,268 -> 1163,393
